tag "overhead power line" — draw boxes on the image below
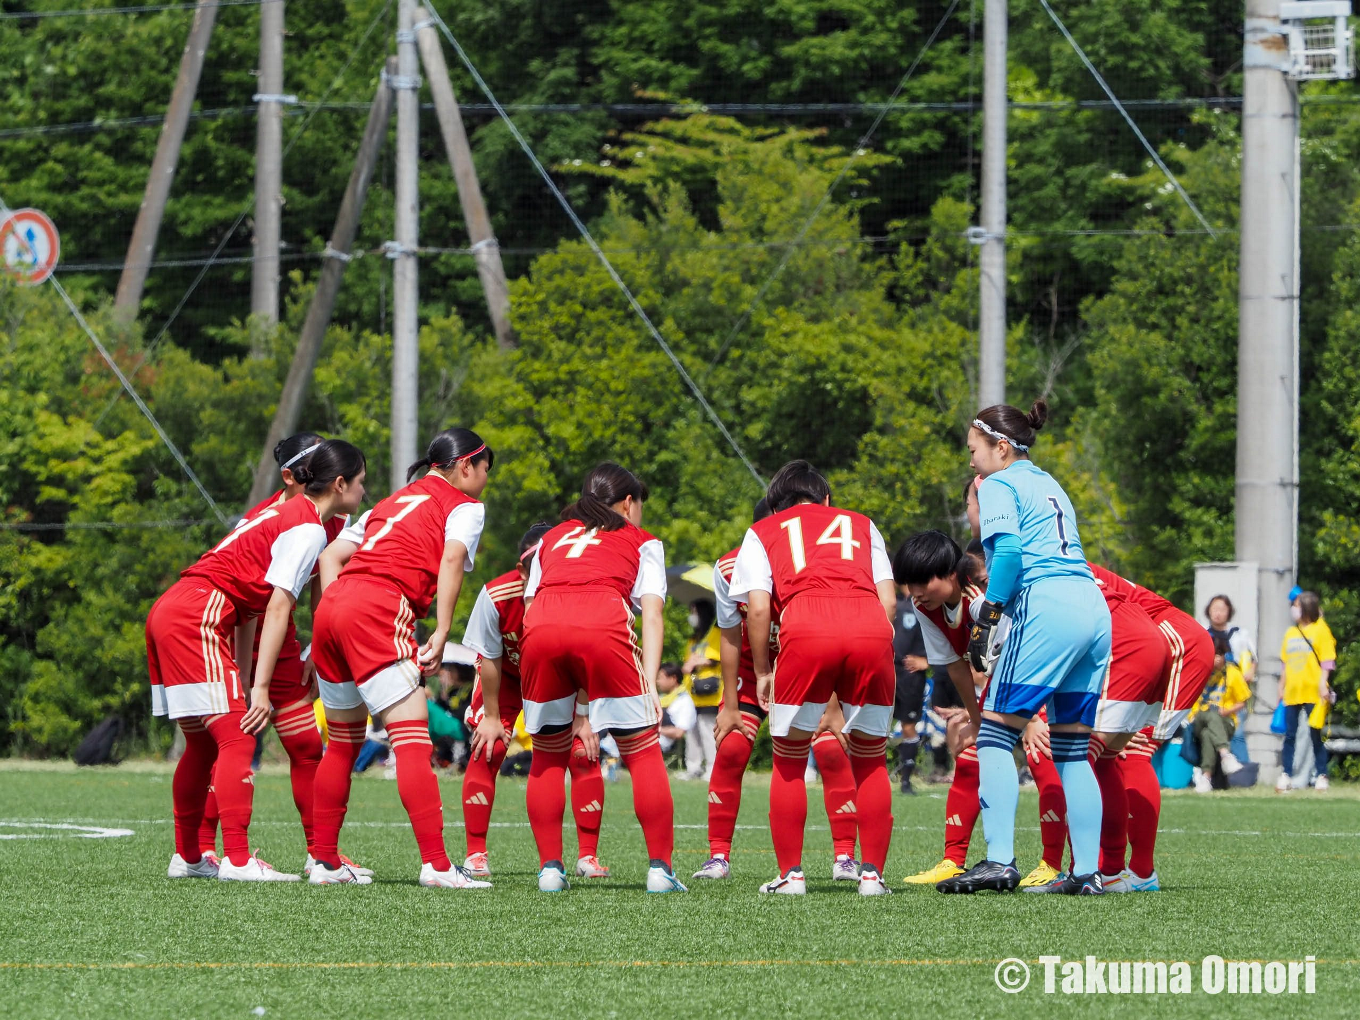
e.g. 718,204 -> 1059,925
0,0 -> 273,20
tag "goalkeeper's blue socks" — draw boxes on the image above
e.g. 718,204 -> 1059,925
1051,731 -> 1103,876
976,719 -> 1022,864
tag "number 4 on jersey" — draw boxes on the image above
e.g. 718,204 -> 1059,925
780,513 -> 861,573
553,525 -> 602,559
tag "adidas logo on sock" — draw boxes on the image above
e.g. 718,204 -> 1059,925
945,813 -> 963,827
835,801 -> 857,815
1040,809 -> 1064,824
464,792 -> 489,806
579,800 -> 602,813
708,792 -> 723,804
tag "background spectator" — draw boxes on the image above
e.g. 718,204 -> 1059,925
1204,594 -> 1256,685
656,662 -> 698,764
1277,591 -> 1338,792
682,599 -> 722,780
892,586 -> 930,794
1189,633 -> 1250,792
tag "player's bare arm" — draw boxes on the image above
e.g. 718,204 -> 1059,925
745,589 -> 774,708
471,655 -> 506,761
419,539 -> 467,673
714,623 -> 743,745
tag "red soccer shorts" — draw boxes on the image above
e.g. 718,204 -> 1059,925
520,589 -> 659,734
768,594 -> 894,738
1152,617 -> 1215,739
145,579 -> 244,719
464,668 -> 524,733
312,576 -> 421,716
1092,600 -> 1171,733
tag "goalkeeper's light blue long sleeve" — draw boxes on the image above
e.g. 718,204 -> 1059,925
982,532 -> 1022,606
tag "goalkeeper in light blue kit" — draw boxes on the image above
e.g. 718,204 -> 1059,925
937,400 -> 1113,896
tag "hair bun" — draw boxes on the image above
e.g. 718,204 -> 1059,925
291,464 -> 313,484
1027,399 -> 1049,432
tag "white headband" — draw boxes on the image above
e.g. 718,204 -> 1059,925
972,419 -> 1029,452
282,442 -> 322,471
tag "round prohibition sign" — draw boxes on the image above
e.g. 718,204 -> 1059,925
1,207 -> 61,286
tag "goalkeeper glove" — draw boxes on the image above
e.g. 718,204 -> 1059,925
968,600 -> 1005,674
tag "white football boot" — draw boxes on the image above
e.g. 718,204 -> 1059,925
692,856 -> 731,880
575,855 -> 611,878
759,869 -> 806,895
1124,869 -> 1161,892
1101,868 -> 1134,893
304,853 -> 374,879
308,861 -> 372,886
646,866 -> 689,893
857,869 -> 892,896
218,855 -> 301,882
832,855 -> 860,881
419,863 -> 492,889
463,852 -> 492,877
167,853 -> 219,879
538,864 -> 571,892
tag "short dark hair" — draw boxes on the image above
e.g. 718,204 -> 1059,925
892,530 -> 962,586
752,497 -> 772,524
658,662 -> 683,682
1205,594 -> 1235,621
1211,632 -> 1231,657
274,431 -> 324,472
1296,591 -> 1321,625
765,460 -> 830,513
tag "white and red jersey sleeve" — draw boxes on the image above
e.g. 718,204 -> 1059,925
462,569 -> 527,678
338,473 -> 485,616
713,549 -> 743,630
526,519 -> 666,609
727,503 -> 886,605
182,494 -> 328,617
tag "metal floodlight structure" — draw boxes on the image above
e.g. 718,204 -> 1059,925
1280,1 -> 1355,79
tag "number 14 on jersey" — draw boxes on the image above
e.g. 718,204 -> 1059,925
780,514 -> 860,573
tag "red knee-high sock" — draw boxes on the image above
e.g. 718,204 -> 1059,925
1088,737 -> 1128,876
205,713 -> 257,867
1121,736 -> 1162,878
812,732 -> 858,858
311,719 -> 366,864
173,720 -> 217,863
526,729 -> 572,867
706,718 -> 757,858
846,733 -> 892,875
386,719 -> 450,870
274,702 -> 324,850
460,741 -> 507,857
569,737 -> 604,858
1030,748 -> 1068,869
197,784 -> 220,857
769,735 -> 812,874
615,729 -> 674,867
943,746 -> 981,865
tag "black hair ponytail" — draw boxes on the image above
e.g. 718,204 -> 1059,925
973,399 -> 1048,452
292,439 -> 366,494
560,462 -> 648,532
407,427 -> 493,483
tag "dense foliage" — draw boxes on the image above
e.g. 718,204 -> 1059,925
0,0 -> 1355,753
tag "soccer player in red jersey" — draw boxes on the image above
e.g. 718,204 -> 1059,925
693,499 -> 862,883
195,433 -> 371,879
308,428 -> 493,889
1088,564 -> 1214,892
519,463 -> 685,893
146,440 -> 367,882
459,522 -> 611,879
727,460 -> 897,896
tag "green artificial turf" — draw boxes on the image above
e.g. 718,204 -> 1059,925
0,760 -> 1355,1019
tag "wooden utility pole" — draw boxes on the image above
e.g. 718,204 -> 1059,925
248,59 -> 396,506
114,0 -> 218,324
415,6 -> 515,349
251,0 -> 286,327
391,0 -> 422,489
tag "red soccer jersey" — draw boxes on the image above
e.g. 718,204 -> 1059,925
727,503 -> 892,612
463,569 -> 527,680
339,473 -> 485,617
241,490 -> 349,661
1089,563 -> 1180,622
180,494 -> 328,618
525,518 -> 666,606
914,583 -> 984,662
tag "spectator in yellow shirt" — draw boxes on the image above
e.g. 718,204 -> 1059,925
681,599 -> 722,780
1189,634 -> 1251,792
1277,591 -> 1337,792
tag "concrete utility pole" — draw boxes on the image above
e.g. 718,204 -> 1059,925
979,0 -> 1011,410
391,0 -> 422,489
247,59 -> 397,506
415,6 -> 516,350
976,0 -> 1008,408
1237,0 -> 1299,765
251,0 -> 286,327
114,0 -> 218,324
